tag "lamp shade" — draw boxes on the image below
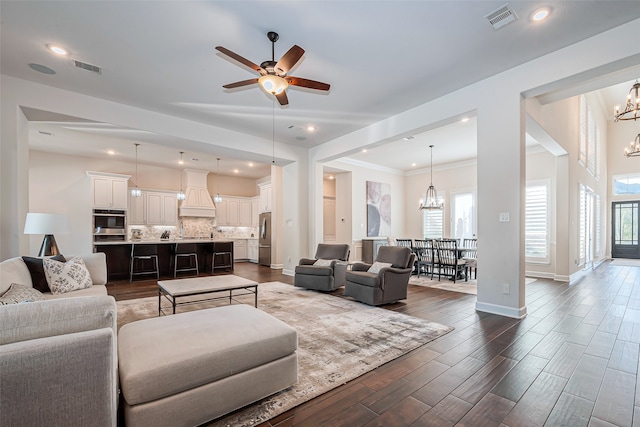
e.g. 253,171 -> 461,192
24,213 -> 70,235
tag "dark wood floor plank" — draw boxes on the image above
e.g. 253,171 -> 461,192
499,330 -> 545,361
321,403 -> 379,427
543,341 -> 587,378
544,392 -> 594,427
501,372 -> 567,427
592,368 -> 635,427
361,396 -> 430,427
564,354 -> 609,402
410,395 -> 473,427
528,330 -> 570,359
491,354 -> 549,402
455,393 -> 515,427
451,356 -> 517,405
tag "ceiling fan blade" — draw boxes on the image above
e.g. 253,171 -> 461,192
215,46 -> 266,75
275,91 -> 289,106
275,45 -> 305,75
222,78 -> 259,89
286,76 -> 330,91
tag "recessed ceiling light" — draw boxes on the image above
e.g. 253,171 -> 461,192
233,169 -> 239,174
107,150 -> 115,155
306,126 -> 316,132
248,163 -> 254,167
46,44 -> 68,55
29,63 -> 56,75
461,117 -> 470,122
532,7 -> 550,21
362,149 -> 367,153
411,163 -> 417,167
404,136 -> 415,141
328,176 -> 334,180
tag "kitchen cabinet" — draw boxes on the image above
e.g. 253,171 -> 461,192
145,192 -> 177,226
87,171 -> 130,209
128,192 -> 145,225
248,239 -> 258,262
215,197 -> 252,227
258,182 -> 272,213
234,239 -> 247,260
251,197 -> 260,228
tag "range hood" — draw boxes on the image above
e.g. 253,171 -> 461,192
179,169 -> 216,217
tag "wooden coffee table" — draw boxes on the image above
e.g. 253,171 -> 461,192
157,275 -> 258,315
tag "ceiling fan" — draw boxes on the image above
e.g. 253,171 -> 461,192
215,31 -> 330,106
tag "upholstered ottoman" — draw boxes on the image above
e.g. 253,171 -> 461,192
118,304 -> 298,427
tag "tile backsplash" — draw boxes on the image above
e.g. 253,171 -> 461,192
128,217 -> 256,240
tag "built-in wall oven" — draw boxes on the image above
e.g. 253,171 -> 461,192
93,209 -> 127,242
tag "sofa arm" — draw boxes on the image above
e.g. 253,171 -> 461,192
298,258 -> 317,266
351,262 -> 371,272
0,328 -> 117,427
0,295 -> 116,346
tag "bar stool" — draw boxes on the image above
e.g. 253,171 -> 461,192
172,242 -> 199,278
129,243 -> 160,282
211,242 -> 232,272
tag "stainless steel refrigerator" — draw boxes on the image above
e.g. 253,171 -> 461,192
259,212 -> 271,266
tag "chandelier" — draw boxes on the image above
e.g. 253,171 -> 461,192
131,143 -> 142,197
419,145 -> 443,210
614,80 -> 640,122
213,158 -> 222,204
176,152 -> 186,200
624,133 -> 640,157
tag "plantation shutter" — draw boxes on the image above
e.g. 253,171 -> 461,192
578,184 -> 587,266
423,209 -> 444,239
525,183 -> 549,261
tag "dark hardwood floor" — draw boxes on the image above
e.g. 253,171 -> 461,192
108,261 -> 640,427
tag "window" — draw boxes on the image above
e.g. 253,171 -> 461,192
423,209 -> 443,240
525,182 -> 549,263
613,173 -> 640,195
452,192 -> 475,241
595,194 -> 601,258
580,95 -> 600,178
579,184 -> 586,267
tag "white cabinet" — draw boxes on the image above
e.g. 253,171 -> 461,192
87,171 -> 130,209
145,192 -> 177,226
251,197 -> 260,228
238,199 -> 252,227
248,239 -> 258,262
234,239 -> 248,260
259,182 -> 272,213
216,197 -> 252,227
128,192 -> 145,225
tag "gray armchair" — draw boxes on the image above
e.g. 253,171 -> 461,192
344,246 -> 415,305
294,243 -> 351,291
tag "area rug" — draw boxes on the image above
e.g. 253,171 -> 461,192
409,276 -> 537,295
116,281 -> 453,427
610,259 -> 640,267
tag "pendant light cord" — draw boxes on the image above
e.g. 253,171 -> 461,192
272,100 -> 275,164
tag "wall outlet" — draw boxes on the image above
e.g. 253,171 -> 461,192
503,284 -> 510,294
499,212 -> 510,222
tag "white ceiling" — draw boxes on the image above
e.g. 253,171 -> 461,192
2,1 -> 640,174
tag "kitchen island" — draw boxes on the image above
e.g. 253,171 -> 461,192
94,239 -> 235,281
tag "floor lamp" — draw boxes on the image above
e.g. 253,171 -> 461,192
24,213 -> 70,256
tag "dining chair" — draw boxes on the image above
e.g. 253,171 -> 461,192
434,239 -> 467,283
412,239 -> 435,279
462,238 -> 477,279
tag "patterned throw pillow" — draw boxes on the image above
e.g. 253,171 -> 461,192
313,259 -> 333,267
22,254 -> 66,293
43,256 -> 93,295
0,283 -> 46,305
367,261 -> 392,274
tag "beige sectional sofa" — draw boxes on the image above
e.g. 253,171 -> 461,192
0,253 -> 298,427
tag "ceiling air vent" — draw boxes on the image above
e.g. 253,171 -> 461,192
485,3 -> 519,30
72,58 -> 102,75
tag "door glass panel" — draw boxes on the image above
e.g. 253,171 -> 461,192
452,193 -> 474,241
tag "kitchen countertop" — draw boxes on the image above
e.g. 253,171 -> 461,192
94,238 -> 256,245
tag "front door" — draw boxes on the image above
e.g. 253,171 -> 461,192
612,201 -> 640,259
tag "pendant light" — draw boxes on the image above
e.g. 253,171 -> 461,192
131,143 -> 142,197
214,158 -> 222,204
418,145 -> 443,210
176,152 -> 186,200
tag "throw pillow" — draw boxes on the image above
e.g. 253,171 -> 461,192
22,254 -> 66,293
0,283 -> 46,305
367,261 -> 392,274
43,256 -> 93,295
314,259 -> 333,267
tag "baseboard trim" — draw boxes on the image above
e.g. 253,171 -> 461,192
525,271 -> 555,279
476,301 -> 527,319
282,269 -> 294,277
270,263 -> 283,270
569,269 -> 587,284
553,274 -> 570,282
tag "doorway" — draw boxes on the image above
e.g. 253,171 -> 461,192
611,201 -> 640,259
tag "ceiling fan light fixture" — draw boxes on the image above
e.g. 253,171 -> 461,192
259,74 -> 288,95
